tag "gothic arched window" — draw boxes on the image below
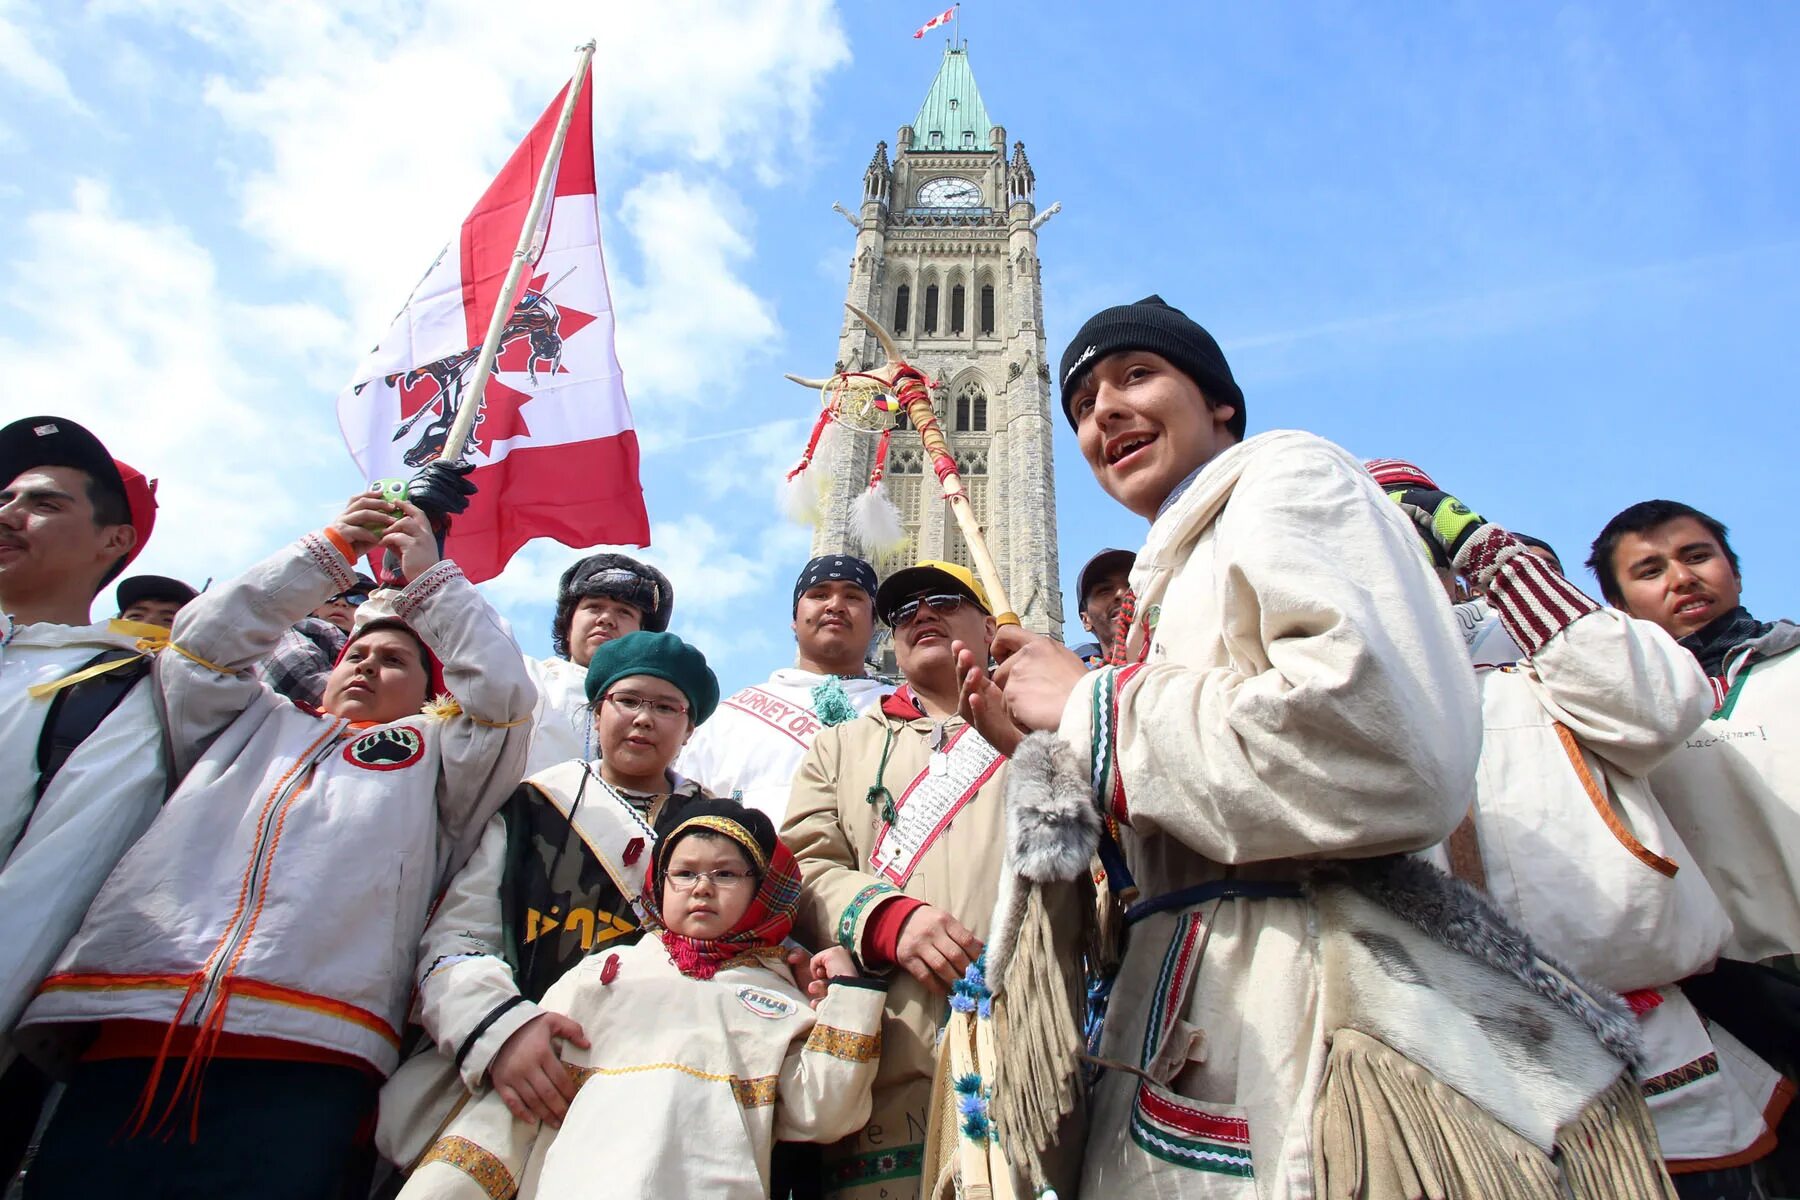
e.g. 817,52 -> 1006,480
924,285 -> 940,334
954,380 -> 988,433
893,284 -> 910,334
979,285 -> 995,335
950,285 -> 966,334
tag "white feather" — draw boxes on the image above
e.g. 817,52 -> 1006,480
779,466 -> 821,525
851,484 -> 908,555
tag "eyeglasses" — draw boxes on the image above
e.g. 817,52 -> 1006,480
665,868 -> 757,891
886,593 -> 969,627
329,592 -> 370,606
603,691 -> 689,720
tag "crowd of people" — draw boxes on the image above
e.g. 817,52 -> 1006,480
0,292 -> 1795,1200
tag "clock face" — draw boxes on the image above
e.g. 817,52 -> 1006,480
917,176 -> 983,208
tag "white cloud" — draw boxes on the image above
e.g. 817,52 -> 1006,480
0,0 -> 87,112
613,172 -> 780,414
101,0 -> 850,344
0,179 -> 355,591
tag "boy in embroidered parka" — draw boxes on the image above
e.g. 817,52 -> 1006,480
399,798 -> 887,1200
17,487 -> 534,1198
1372,461 -> 1791,1188
1589,500 -> 1800,979
976,297 -> 1615,1198
782,560 -> 1080,1200
0,416 -> 165,1178
381,631 -> 723,1166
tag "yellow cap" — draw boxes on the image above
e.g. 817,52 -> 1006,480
875,559 -> 991,624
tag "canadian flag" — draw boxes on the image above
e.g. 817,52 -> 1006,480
914,4 -> 956,38
337,79 -> 649,583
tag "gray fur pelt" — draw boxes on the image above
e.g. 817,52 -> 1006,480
1328,854 -> 1642,1068
986,731 -> 1100,988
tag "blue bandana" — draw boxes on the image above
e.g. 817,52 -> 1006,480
793,555 -> 878,613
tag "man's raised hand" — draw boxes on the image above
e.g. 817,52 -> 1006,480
379,501 -> 441,582
952,639 -> 1024,757
329,489 -> 399,556
989,627 -> 1090,734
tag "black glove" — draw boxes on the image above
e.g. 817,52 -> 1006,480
1386,487 -> 1486,570
407,460 -> 478,524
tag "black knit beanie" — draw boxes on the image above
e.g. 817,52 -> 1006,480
1057,296 -> 1245,439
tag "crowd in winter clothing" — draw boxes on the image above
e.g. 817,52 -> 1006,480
3,292 -> 1798,1200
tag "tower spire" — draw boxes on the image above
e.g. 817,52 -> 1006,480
912,43 -> 991,153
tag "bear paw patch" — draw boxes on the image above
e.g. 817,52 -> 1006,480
344,725 -> 426,771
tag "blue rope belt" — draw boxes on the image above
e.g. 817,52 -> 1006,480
1124,878 -> 1305,927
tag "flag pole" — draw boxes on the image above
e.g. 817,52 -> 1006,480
440,39 -> 597,466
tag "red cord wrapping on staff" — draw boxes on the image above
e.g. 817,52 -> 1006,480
1107,589 -> 1138,668
888,363 -> 963,495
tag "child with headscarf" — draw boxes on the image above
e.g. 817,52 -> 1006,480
399,796 -> 887,1200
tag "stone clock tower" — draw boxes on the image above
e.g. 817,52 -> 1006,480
812,43 -> 1063,639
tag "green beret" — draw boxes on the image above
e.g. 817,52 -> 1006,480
583,630 -> 719,725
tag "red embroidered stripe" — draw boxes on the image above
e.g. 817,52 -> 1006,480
38,971 -> 398,1047
229,977 -> 400,1046
1136,1083 -> 1250,1145
1486,543 -> 1597,657
40,971 -> 198,994
1109,664 -> 1144,823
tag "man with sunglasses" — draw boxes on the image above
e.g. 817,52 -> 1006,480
781,560 -> 1078,1200
256,571 -> 376,706
377,631 -> 720,1168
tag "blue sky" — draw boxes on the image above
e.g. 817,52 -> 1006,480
3,1 -> 1795,688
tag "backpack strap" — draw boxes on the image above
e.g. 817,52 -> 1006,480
34,649 -> 152,803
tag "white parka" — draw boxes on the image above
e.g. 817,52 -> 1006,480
521,655 -> 591,777
1062,431 -> 1481,1199
398,936 -> 887,1200
1650,629 -> 1800,966
1436,576 -> 1783,1169
0,614 -> 167,1067
20,536 -> 534,1075
679,668 -> 893,826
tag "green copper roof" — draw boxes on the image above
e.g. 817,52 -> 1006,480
913,47 -> 992,152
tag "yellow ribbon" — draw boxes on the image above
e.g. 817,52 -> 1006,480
25,619 -> 171,700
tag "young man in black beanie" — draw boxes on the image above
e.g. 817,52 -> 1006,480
961,297 -> 1671,1196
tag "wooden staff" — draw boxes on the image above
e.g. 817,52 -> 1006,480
439,40 -> 596,465
789,303 -> 1020,627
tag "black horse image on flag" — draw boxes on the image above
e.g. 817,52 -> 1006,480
365,286 -> 567,467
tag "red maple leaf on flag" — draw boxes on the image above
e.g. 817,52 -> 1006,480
389,270 -> 600,461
